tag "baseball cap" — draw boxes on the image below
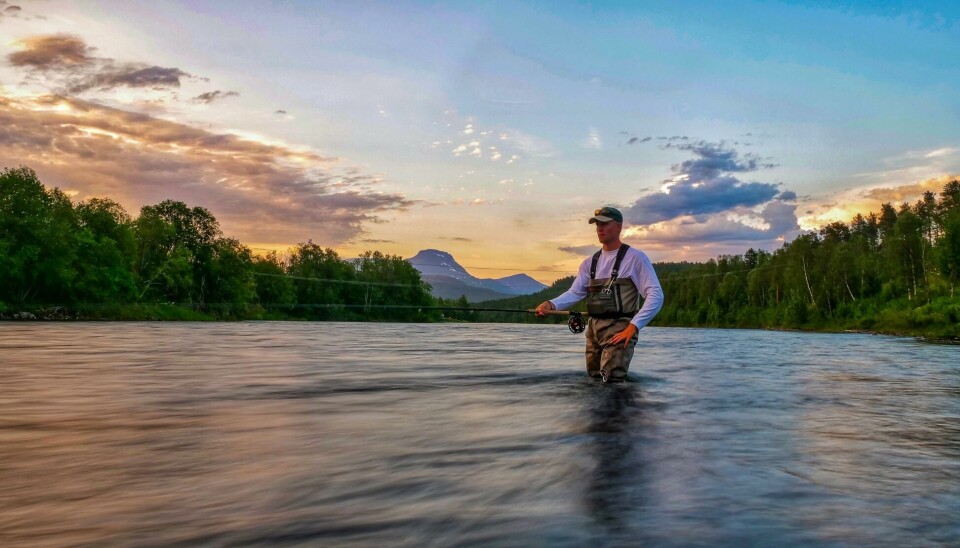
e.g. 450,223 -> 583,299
588,206 -> 623,224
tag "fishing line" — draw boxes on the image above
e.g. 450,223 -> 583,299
255,263 -> 784,287
20,302 -> 590,333
251,272 -> 423,287
251,248 -> 785,282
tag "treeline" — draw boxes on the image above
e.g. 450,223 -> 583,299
652,180 -> 960,338
469,180 -> 960,338
5,164 -> 960,336
0,166 -> 435,320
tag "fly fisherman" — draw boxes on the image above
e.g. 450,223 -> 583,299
536,207 -> 663,382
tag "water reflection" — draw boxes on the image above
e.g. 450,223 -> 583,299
585,382 -> 644,538
0,323 -> 957,545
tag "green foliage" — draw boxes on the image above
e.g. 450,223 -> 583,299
641,181 -> 960,339
0,167 -> 79,304
73,197 -> 138,303
0,167 -> 435,321
252,252 -> 295,308
2,165 -> 959,336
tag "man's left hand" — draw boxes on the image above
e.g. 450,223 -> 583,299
609,323 -> 638,348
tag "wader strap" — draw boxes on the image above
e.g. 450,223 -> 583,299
611,244 -> 630,280
590,250 -> 602,279
589,244 -> 631,279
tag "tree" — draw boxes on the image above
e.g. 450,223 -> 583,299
253,251 -> 295,309
0,167 -> 78,305
878,202 -> 898,244
72,197 -> 138,304
133,200 -> 222,304
938,212 -> 960,297
287,242 -> 355,318
887,210 -> 925,300
201,238 -> 257,317
354,250 -> 433,319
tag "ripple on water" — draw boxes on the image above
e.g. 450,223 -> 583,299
0,323 -> 958,546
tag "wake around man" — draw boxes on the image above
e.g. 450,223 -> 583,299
536,207 -> 663,383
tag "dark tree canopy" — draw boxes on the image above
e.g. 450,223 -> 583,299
2,165 -> 959,337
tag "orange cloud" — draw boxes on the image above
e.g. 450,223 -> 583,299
0,94 -> 415,244
860,174 -> 959,203
800,174 -> 960,229
8,34 -> 94,69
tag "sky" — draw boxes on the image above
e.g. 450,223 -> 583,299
1,0 -> 958,282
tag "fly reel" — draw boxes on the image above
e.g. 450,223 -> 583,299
567,313 -> 586,334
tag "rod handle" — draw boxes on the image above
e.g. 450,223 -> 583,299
526,309 -> 587,316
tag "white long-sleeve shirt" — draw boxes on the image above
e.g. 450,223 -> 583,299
550,246 -> 664,330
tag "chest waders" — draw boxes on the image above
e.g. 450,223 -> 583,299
585,245 -> 643,382
586,245 -> 642,319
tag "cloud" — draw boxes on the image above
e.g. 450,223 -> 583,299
0,3 -> 22,21
665,140 -> 777,178
558,245 -> 599,256
625,141 -> 782,225
612,141 -> 802,254
192,90 -> 239,104
0,95 -> 415,244
861,174 -> 960,203
8,35 -> 94,68
617,134 -> 651,147
852,146 -> 960,191
798,173 -> 960,230
627,199 -> 800,246
8,34 -> 193,95
440,113 -> 554,163
68,65 -> 191,93
584,127 -> 602,150
925,147 -> 957,159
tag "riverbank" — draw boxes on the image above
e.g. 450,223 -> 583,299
2,305 -> 956,343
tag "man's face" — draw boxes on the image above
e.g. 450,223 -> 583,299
595,220 -> 622,244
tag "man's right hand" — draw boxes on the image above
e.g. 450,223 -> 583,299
535,301 -> 556,317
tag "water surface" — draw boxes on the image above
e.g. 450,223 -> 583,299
1,323 -> 958,546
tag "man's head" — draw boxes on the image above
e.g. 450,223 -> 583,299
588,206 -> 623,247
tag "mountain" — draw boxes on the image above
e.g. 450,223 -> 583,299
488,273 -> 547,295
418,275 -> 516,302
407,249 -> 547,301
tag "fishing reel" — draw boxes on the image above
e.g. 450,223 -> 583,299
567,313 -> 586,334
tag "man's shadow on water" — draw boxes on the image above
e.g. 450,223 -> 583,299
583,379 -> 651,537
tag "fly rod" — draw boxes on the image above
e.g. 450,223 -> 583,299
428,307 -> 588,333
256,304 -> 590,333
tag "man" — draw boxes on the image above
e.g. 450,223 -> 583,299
537,206 -> 663,382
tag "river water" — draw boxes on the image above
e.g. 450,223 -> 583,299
0,322 -> 957,546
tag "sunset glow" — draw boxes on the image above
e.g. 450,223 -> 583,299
1,1 -> 958,282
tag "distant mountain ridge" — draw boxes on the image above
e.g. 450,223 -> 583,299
407,249 -> 547,301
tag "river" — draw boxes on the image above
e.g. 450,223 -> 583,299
1,322 -> 957,546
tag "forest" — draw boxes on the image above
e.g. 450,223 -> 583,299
2,165 -> 959,338
0,167 -> 435,321
652,180 -> 960,339
453,179 -> 960,339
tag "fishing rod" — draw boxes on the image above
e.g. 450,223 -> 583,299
23,302 -> 591,333
280,304 -> 590,333
425,307 -> 588,333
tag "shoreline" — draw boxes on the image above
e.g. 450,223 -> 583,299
3,310 -> 956,343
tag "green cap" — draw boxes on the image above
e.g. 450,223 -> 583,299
588,206 -> 623,224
